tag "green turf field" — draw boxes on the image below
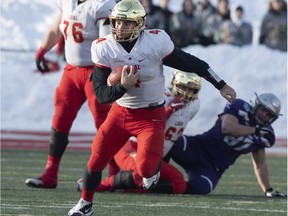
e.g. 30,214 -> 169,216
1,149 -> 287,216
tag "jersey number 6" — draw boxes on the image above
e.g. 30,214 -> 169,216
63,20 -> 84,43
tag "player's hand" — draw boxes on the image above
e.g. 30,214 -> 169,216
265,188 -> 287,198
170,97 -> 185,112
35,58 -> 50,73
121,65 -> 139,90
220,84 -> 236,103
35,47 -> 50,73
255,126 -> 275,139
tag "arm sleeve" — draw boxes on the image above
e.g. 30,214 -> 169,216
163,47 -> 226,90
93,66 -> 127,104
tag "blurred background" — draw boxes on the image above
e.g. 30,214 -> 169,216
1,0 -> 287,141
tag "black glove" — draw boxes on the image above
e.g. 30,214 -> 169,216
265,188 -> 287,198
35,58 -> 50,73
35,47 -> 50,73
255,125 -> 275,139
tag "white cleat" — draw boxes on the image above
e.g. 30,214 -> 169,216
68,198 -> 93,216
142,171 -> 160,190
25,177 -> 57,188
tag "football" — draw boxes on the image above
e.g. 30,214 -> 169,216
107,65 -> 132,86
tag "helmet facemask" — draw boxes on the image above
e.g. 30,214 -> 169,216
109,0 -> 146,42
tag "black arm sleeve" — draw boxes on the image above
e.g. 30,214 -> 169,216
163,47 -> 226,90
92,66 -> 127,104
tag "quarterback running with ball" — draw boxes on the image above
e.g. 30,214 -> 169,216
68,0 -> 236,215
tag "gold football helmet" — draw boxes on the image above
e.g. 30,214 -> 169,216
110,0 -> 146,42
171,70 -> 201,102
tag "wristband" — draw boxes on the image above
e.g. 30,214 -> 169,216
216,80 -> 227,90
35,47 -> 47,59
206,68 -> 226,90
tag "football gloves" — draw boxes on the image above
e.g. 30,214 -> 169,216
36,58 -> 50,73
35,47 -> 50,73
255,125 -> 275,140
265,188 -> 287,198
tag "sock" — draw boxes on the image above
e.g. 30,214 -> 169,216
82,189 -> 95,202
40,155 -> 60,185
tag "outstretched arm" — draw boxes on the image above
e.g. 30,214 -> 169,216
251,148 -> 270,192
163,47 -> 236,103
251,148 -> 286,198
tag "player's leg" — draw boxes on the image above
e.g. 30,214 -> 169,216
134,107 -> 166,190
91,139 -> 140,192
82,103 -> 131,201
84,69 -> 119,177
186,167 -> 221,194
25,65 -> 87,188
171,135 -> 222,194
114,139 -> 138,171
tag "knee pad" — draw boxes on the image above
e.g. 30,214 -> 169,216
83,167 -> 102,191
49,128 -> 69,158
113,171 -> 137,189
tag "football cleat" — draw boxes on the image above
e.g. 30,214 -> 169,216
68,198 -> 93,216
142,171 -> 160,190
25,177 -> 57,189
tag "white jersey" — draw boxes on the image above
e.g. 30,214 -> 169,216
163,88 -> 200,157
91,29 -> 174,108
58,0 -> 115,66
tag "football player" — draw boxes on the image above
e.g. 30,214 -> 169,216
170,93 -> 287,197
68,0 -> 236,215
25,0 -> 116,189
77,70 -> 202,194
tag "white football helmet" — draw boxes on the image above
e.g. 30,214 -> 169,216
252,93 -> 281,126
171,70 -> 201,102
110,0 -> 146,42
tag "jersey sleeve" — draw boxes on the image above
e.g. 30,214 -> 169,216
146,30 -> 174,61
159,30 -> 174,60
223,99 -> 246,117
91,38 -> 110,68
